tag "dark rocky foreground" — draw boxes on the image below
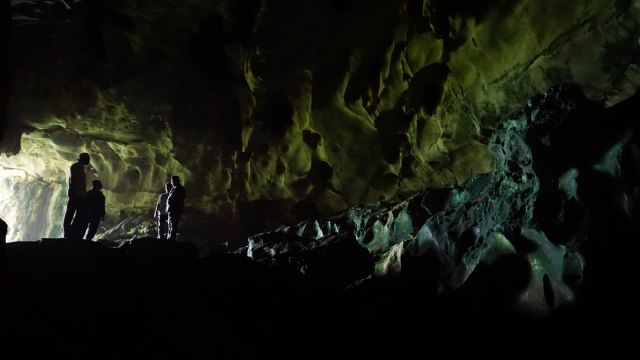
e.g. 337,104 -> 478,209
1,231 -> 637,359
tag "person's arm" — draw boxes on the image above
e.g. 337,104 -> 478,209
167,191 -> 174,210
100,194 -> 106,220
154,196 -> 161,218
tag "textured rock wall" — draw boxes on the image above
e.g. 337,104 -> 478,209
1,0 -> 639,241
246,85 -> 640,317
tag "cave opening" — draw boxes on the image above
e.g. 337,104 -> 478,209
0,143 -> 67,242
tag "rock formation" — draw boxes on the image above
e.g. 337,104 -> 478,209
247,85 -> 639,317
2,3 -> 640,356
1,0 -> 639,243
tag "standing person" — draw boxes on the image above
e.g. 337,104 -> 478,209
1,217 -> 7,277
166,176 -> 185,241
84,180 -> 106,241
63,153 -> 90,238
154,182 -> 172,240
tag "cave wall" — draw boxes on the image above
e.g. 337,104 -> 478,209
1,0 -> 11,146
1,0 -> 639,241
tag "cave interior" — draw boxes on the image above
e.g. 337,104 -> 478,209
1,0 -> 640,358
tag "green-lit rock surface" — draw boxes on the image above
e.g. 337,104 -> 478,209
245,85 -> 638,317
1,0 -> 639,242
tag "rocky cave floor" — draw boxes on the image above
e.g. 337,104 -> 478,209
3,86 -> 640,359
2,232 -> 638,360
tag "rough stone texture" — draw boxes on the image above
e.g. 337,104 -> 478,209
250,85 -> 639,317
246,230 -> 374,291
1,0 -> 639,242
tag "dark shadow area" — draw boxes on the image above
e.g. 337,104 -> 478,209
256,93 -> 294,138
0,0 -> 11,141
3,220 -> 637,359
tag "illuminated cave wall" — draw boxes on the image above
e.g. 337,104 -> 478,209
1,0 -> 639,241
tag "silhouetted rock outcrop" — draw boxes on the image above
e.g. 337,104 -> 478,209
247,231 -> 373,291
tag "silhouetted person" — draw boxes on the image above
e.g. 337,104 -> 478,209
1,217 -> 6,277
0,218 -> 6,243
154,182 -> 172,240
84,180 -> 105,241
167,176 -> 185,241
63,153 -> 90,238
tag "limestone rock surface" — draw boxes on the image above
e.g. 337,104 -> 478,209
1,0 -> 639,242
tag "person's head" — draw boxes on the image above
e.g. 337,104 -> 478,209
78,153 -> 90,165
92,179 -> 103,190
171,176 -> 181,187
164,182 -> 172,193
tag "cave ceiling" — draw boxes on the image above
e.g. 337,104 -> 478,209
1,0 -> 639,241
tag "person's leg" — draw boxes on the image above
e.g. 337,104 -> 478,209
63,197 -> 78,238
157,216 -> 163,239
1,218 -> 6,278
70,199 -> 88,239
173,213 -> 182,240
168,213 -> 175,241
160,214 -> 168,239
85,219 -> 99,240
168,213 -> 181,241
